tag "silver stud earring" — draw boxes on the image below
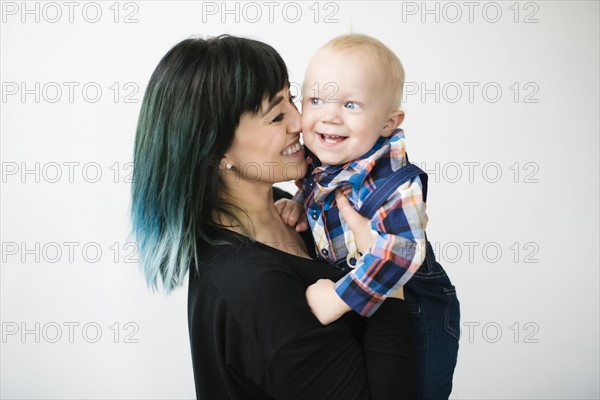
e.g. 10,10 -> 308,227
226,163 -> 233,170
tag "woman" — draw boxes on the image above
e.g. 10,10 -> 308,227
131,35 -> 414,399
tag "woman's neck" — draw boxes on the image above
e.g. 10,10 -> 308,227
220,180 -> 311,259
225,181 -> 279,225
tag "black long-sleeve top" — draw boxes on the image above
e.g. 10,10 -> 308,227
187,221 -> 377,399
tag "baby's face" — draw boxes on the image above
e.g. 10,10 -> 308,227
301,47 -> 396,166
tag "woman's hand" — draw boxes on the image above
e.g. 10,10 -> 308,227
335,191 -> 377,254
274,198 -> 309,232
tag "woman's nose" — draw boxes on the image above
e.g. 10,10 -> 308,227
287,105 -> 302,134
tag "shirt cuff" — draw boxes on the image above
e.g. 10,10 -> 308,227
334,274 -> 385,318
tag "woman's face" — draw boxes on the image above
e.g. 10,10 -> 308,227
224,86 -> 307,184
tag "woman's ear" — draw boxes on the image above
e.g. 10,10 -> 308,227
381,110 -> 405,137
220,157 -> 234,171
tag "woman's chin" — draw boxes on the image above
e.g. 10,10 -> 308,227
278,158 -> 308,182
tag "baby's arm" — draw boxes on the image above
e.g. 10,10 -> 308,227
305,278 -> 352,325
305,192 -> 376,325
335,175 -> 428,317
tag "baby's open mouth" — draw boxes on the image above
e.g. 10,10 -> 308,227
319,133 -> 347,145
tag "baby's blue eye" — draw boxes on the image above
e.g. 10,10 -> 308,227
309,98 -> 323,106
345,101 -> 358,110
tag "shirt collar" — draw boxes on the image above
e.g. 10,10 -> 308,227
309,128 -> 405,202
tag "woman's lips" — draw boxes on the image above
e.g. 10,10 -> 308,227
281,141 -> 303,155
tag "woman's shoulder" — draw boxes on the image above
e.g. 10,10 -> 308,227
197,228 -> 296,280
197,227 -> 330,282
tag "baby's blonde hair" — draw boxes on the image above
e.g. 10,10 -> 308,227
322,33 -> 405,109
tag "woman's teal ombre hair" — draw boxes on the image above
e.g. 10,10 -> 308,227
131,35 -> 289,292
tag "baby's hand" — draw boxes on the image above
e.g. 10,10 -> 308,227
306,279 -> 352,325
335,191 -> 377,254
274,198 -> 308,232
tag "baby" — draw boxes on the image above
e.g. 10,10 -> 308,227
281,33 -> 460,399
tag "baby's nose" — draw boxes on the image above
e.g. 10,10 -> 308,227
321,105 -> 342,124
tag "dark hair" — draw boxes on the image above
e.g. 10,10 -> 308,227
131,35 -> 289,292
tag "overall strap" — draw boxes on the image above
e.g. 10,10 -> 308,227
358,163 -> 428,219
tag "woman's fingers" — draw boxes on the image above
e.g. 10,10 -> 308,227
335,191 -> 376,254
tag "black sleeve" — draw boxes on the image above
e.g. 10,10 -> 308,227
261,300 -> 417,400
261,314 -> 370,400
211,255 -> 370,399
362,299 -> 417,399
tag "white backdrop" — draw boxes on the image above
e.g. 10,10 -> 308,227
1,1 -> 598,399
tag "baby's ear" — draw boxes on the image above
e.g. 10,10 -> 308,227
381,110 -> 405,137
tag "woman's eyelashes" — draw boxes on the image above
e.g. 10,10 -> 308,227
289,95 -> 299,110
271,96 -> 298,123
271,113 -> 285,123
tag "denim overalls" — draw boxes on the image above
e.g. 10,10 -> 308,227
336,163 -> 461,399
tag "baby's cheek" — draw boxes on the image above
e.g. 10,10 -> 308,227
300,115 -> 311,133
301,132 -> 312,153
300,120 -> 314,141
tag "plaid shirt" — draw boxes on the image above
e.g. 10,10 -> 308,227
296,129 -> 428,317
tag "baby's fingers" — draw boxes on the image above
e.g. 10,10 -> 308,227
295,219 -> 309,232
274,199 -> 295,225
335,191 -> 376,254
335,191 -> 362,228
274,198 -> 307,231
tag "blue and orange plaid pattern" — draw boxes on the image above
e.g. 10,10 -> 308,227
296,129 -> 428,317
